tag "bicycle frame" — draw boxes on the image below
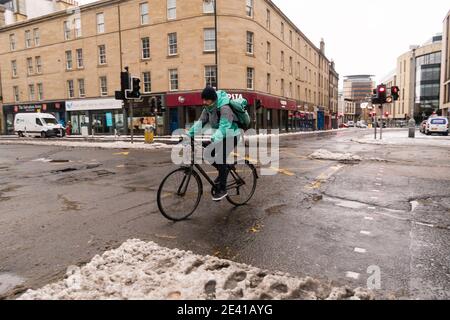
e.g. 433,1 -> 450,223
177,141 -> 247,196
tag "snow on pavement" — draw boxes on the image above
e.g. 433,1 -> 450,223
352,130 -> 450,147
0,139 -> 172,150
309,149 -> 362,162
19,239 -> 373,300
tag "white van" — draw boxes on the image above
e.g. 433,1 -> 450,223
14,113 -> 65,138
425,117 -> 449,136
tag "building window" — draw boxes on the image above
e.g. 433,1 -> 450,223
203,0 -> 214,13
289,82 -> 293,98
9,34 -> 16,51
37,83 -> 43,101
97,13 -> 105,34
13,86 -> 20,102
33,28 -> 40,46
204,28 -> 216,52
78,79 -> 85,97
100,76 -> 108,96
247,67 -> 254,90
266,42 -> 271,63
246,0 -> 253,17
140,2 -> 149,25
65,51 -> 73,70
74,18 -> 82,38
280,22 -> 284,40
63,21 -> 71,40
76,49 -> 84,68
35,56 -> 42,74
266,73 -> 271,93
289,57 -> 293,75
168,33 -> 178,55
25,30 -> 32,48
281,79 -> 285,96
98,45 -> 107,65
289,30 -> 293,47
205,66 -> 217,88
167,0 -> 176,20
246,31 -> 254,54
280,51 -> 285,70
11,60 -> 17,77
266,9 -> 270,29
28,84 -> 35,101
142,72 -> 152,93
169,69 -> 179,91
141,37 -> 151,59
67,80 -> 75,98
27,57 -> 34,75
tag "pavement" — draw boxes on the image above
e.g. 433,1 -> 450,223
0,128 -> 449,299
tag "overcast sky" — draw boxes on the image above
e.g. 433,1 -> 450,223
79,0 -> 449,86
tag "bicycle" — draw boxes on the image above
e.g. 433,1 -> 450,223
157,138 -> 258,221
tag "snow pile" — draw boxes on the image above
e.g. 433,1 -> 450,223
309,149 -> 362,162
19,239 -> 373,300
353,130 -> 450,147
0,140 -> 172,151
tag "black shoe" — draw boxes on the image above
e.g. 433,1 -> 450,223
212,189 -> 228,202
213,176 -> 220,185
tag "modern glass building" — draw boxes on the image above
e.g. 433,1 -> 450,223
414,38 -> 442,121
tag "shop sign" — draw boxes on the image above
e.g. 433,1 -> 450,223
66,99 -> 123,111
228,94 -> 244,100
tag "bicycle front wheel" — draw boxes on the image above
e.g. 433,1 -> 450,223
157,168 -> 203,221
226,163 -> 258,206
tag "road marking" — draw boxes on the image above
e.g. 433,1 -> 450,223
360,230 -> 372,236
368,207 -> 376,210
305,165 -> 344,190
375,183 -> 382,186
114,152 -> 130,156
365,217 -> 375,221
232,152 -> 295,177
354,247 -> 367,254
345,272 -> 360,280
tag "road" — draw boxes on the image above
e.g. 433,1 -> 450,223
0,129 -> 449,299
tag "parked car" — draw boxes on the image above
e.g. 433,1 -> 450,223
356,121 -> 368,128
425,117 -> 449,136
420,120 -> 427,134
347,121 -> 355,127
14,113 -> 65,138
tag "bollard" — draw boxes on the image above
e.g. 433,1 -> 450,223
408,118 -> 416,138
144,125 -> 155,144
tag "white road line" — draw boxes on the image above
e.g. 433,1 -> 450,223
360,230 -> 372,236
365,217 -> 375,221
345,272 -> 360,280
354,248 -> 367,254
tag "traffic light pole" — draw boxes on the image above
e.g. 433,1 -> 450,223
129,100 -> 134,144
380,104 -> 383,140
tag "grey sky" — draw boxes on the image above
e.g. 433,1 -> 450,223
79,0 -> 449,85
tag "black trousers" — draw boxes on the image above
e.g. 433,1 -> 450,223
210,137 -> 239,191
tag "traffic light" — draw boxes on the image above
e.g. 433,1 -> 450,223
156,96 -> 166,114
255,99 -> 262,110
391,86 -> 400,101
377,84 -> 387,104
115,70 -> 130,100
385,111 -> 389,117
126,77 -> 141,99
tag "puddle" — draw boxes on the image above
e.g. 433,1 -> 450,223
323,196 -> 367,209
51,168 -> 78,174
0,273 -> 25,296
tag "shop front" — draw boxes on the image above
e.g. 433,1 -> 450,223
165,90 -> 302,134
2,102 -> 66,135
66,99 -> 123,136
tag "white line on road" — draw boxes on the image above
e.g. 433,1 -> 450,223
365,217 -> 375,221
345,272 -> 361,280
360,231 -> 372,236
354,247 -> 367,254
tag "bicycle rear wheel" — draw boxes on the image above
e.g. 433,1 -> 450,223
226,163 -> 258,206
157,168 -> 203,221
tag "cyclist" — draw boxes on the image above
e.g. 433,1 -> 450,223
188,87 -> 241,201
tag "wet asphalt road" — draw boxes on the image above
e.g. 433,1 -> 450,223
0,129 -> 449,299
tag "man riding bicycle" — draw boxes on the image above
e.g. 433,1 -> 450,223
188,87 -> 241,202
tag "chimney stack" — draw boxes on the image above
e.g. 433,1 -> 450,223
0,5 -> 6,27
320,38 -> 325,55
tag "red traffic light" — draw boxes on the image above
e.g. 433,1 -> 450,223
379,87 -> 386,92
385,112 -> 389,117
